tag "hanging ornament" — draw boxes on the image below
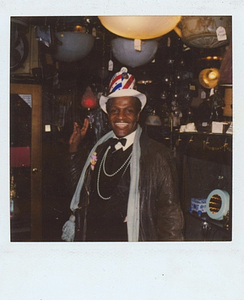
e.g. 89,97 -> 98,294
81,86 -> 98,109
81,86 -> 98,129
87,111 -> 95,129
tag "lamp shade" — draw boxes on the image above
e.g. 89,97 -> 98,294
177,16 -> 231,48
111,38 -> 158,68
145,111 -> 162,126
99,16 -> 181,39
53,32 -> 95,62
145,115 -> 162,126
199,68 -> 220,89
81,86 -> 98,109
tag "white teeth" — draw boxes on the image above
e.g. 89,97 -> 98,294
115,123 -> 128,128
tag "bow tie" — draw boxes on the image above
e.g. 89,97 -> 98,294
108,137 -> 127,151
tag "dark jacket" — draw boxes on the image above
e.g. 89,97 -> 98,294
69,131 -> 184,241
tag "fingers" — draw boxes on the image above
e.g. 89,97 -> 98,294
72,118 -> 89,137
80,118 -> 89,134
73,122 -> 80,132
69,119 -> 89,150
83,118 -> 89,129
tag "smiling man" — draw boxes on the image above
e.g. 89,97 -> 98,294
106,96 -> 140,138
62,67 -> 184,242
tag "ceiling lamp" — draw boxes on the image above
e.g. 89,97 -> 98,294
99,16 -> 181,39
53,32 -> 95,62
111,37 -> 158,68
176,16 -> 231,48
198,68 -> 220,89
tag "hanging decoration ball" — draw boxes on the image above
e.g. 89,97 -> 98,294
81,86 -> 98,109
176,16 -> 232,48
53,32 -> 95,62
99,16 -> 181,40
111,37 -> 158,68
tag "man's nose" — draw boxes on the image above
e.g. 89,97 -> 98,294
118,110 -> 126,119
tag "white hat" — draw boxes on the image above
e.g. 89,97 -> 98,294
99,67 -> 147,113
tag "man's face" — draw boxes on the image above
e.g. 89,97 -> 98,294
107,96 -> 141,138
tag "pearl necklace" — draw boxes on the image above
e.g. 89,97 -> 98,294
97,146 -> 132,200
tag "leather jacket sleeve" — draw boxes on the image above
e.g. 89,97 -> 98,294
156,149 -> 184,241
139,135 -> 184,241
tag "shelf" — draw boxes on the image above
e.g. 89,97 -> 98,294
187,211 -> 229,231
185,211 -> 231,241
174,131 -> 232,165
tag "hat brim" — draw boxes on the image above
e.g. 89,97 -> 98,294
99,89 -> 147,113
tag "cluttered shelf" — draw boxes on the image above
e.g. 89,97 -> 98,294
173,129 -> 232,165
187,210 -> 230,231
184,211 -> 231,241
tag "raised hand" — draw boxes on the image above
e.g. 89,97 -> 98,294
69,118 -> 89,153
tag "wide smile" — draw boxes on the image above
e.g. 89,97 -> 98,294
114,122 -> 129,129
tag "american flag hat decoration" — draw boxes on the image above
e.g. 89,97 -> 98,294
109,67 -> 135,93
99,67 -> 147,113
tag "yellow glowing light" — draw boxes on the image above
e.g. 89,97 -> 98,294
74,25 -> 83,32
199,68 -> 220,89
98,16 -> 181,39
208,71 -> 217,80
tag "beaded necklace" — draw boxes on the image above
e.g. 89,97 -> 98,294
97,146 -> 132,200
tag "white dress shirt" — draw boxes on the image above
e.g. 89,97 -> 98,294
113,129 -> 137,151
